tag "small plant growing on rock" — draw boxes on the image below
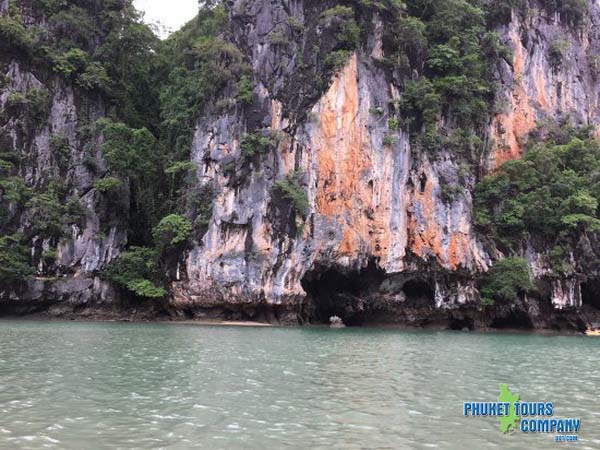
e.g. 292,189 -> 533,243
237,75 -> 253,105
319,6 -> 359,49
49,134 -> 70,166
240,130 -> 279,162
6,91 -> 26,107
94,177 -> 122,193
273,171 -> 309,217
324,50 -> 352,72
549,39 -> 569,68
383,134 -> 396,146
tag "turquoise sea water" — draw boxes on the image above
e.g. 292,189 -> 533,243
0,321 -> 598,449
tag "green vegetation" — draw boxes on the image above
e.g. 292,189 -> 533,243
541,0 -> 587,27
383,0 -> 505,159
152,214 -> 192,250
475,124 -> 600,245
383,134 -> 396,146
324,50 -> 353,72
94,177 -> 122,193
485,0 -> 587,27
475,123 -> 600,277
0,15 -> 33,54
24,183 -> 69,239
0,234 -> 34,283
273,171 -> 309,217
479,257 -> 534,306
240,131 -> 279,162
549,39 -> 569,68
190,185 -> 215,228
49,134 -> 70,166
52,48 -> 110,91
0,1 -> 244,287
102,247 -> 165,299
319,6 -> 360,50
160,5 -> 245,159
95,118 -> 162,243
237,75 -> 253,105
5,88 -> 50,127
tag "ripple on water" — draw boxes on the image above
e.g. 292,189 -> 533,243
0,323 -> 598,449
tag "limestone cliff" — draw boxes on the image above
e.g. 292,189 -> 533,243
173,0 -> 600,328
1,0 -> 599,330
0,1 -> 127,314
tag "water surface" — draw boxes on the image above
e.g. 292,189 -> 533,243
0,321 -> 598,449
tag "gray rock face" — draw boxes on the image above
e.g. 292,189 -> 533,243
0,61 -> 127,270
174,0 -> 600,325
1,0 -> 599,328
0,6 -> 128,308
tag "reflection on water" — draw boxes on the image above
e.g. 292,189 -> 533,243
0,321 -> 598,449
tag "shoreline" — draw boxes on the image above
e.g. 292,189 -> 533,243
0,315 -> 596,336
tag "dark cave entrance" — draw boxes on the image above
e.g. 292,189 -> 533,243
449,316 -> 475,331
301,261 -> 385,326
402,279 -> 435,307
581,280 -> 600,310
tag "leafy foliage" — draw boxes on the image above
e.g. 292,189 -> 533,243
94,177 -> 122,193
49,133 -> 70,166
160,6 -> 245,159
102,247 -> 166,298
152,214 -> 192,250
319,6 -> 360,50
0,234 -> 34,283
273,171 -> 309,217
480,257 -> 534,306
371,0 -> 505,161
95,118 -> 162,243
0,15 -> 32,54
475,123 -> 600,277
240,131 -> 280,162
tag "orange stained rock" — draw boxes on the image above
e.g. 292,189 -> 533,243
407,173 -> 467,271
312,54 -> 390,260
271,99 -> 283,130
448,233 -> 469,271
489,28 -> 536,170
534,67 -> 547,110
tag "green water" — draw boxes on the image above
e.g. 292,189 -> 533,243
0,322 -> 598,449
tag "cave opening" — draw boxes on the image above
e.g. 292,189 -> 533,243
489,310 -> 534,329
301,261 -> 385,326
402,279 -> 435,307
581,280 -> 600,310
449,316 -> 474,331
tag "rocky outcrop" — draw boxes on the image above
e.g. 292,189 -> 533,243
1,0 -> 599,330
0,61 -> 126,269
0,4 -> 128,307
489,2 -> 600,308
172,0 -> 600,328
490,2 -> 600,169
